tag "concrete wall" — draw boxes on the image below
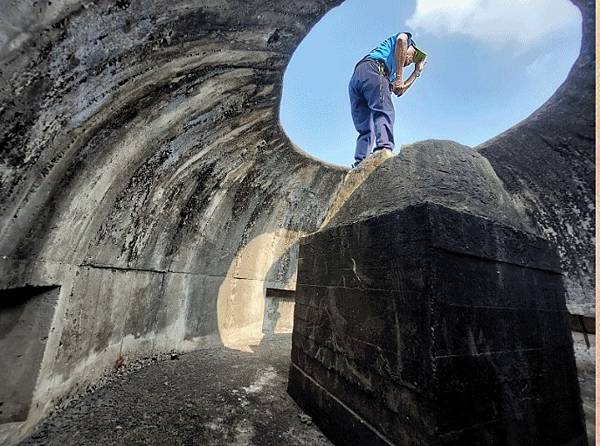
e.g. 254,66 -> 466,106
0,1 -> 346,440
477,0 -> 595,317
0,286 -> 59,423
0,0 -> 594,442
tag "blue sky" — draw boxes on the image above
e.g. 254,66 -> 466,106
280,0 -> 582,167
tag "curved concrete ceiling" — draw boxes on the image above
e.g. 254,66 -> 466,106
476,0 -> 595,316
0,0 -> 594,439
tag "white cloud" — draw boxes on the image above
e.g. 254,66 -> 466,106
406,0 -> 580,48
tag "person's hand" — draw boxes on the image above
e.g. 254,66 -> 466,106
416,59 -> 427,73
392,80 -> 407,97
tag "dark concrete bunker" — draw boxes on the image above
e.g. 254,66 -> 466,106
289,203 -> 587,445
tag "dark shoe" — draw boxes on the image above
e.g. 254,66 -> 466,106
351,160 -> 362,168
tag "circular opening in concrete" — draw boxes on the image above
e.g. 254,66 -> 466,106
280,0 -> 581,167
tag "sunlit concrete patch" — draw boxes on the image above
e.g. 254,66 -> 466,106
320,149 -> 392,229
217,229 -> 304,350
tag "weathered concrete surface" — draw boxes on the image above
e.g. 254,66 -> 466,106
0,0 -> 594,442
328,140 -> 531,231
290,203 -> 587,445
0,1 -> 347,441
17,335 -> 332,446
572,331 -> 596,445
475,0 -> 596,317
320,148 -> 394,228
0,287 -> 59,423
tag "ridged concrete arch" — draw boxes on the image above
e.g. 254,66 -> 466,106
0,0 -> 594,439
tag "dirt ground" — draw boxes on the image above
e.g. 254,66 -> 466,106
20,335 -> 332,446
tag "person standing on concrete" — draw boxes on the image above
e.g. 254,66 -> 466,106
349,32 -> 427,168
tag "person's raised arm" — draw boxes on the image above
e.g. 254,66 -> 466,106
392,33 -> 409,94
395,58 -> 427,96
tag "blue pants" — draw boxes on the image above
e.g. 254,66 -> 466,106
348,60 -> 395,162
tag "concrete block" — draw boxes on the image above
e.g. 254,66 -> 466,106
288,203 -> 586,445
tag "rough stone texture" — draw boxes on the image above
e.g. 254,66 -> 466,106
328,140 -> 530,231
0,0 -> 594,442
16,335 -> 332,446
289,203 -> 587,445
